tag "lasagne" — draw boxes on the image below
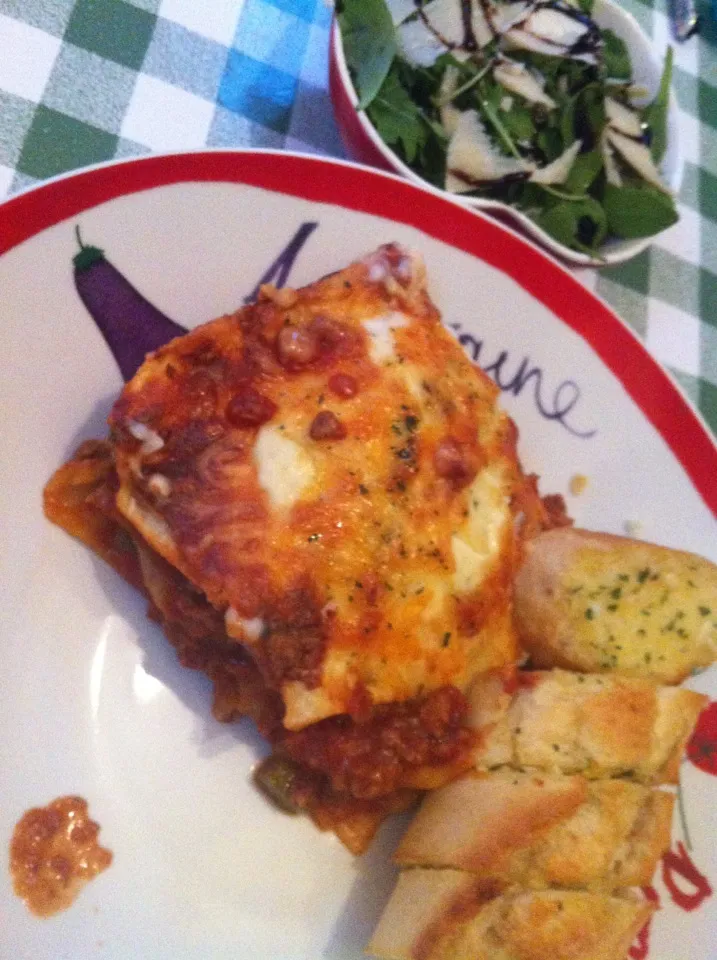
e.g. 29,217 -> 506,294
44,245 -> 562,851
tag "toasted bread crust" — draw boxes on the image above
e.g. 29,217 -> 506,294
469,669 -> 707,783
514,528 -> 717,684
395,771 -> 673,891
368,869 -> 654,960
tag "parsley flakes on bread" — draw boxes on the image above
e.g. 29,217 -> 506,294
514,528 -> 717,683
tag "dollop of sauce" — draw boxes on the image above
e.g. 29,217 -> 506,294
10,795 -> 112,917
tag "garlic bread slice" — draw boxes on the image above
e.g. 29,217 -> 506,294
394,770 -> 673,891
469,669 -> 707,784
368,869 -> 654,960
514,528 -> 717,683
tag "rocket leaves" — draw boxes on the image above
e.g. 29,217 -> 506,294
644,46 -> 673,163
536,196 -> 608,253
337,0 -> 396,109
603,183 -> 679,238
339,0 -> 678,254
564,148 -> 603,194
366,66 -> 430,163
602,29 -> 631,81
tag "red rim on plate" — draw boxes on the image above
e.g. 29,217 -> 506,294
1,149 -> 714,515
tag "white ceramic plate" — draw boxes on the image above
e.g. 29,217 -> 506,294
329,0 -> 683,267
0,151 -> 714,960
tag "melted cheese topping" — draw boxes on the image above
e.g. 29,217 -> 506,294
363,312 -> 409,363
225,607 -> 265,643
110,245 -> 523,729
452,463 -> 512,593
254,425 -> 316,509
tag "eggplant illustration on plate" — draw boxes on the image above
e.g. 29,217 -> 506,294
73,221 -> 319,381
73,227 -> 188,382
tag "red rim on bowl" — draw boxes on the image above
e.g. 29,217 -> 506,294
329,20 -> 397,173
0,149 -> 713,514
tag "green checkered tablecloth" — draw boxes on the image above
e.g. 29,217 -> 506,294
0,0 -> 715,436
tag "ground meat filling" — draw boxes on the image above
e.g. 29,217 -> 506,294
254,585 -> 328,689
277,686 -> 472,800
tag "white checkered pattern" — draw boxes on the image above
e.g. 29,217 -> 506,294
121,72 -> 216,149
157,0 -> 244,45
0,162 -> 14,200
647,298 -> 702,376
654,202 -> 702,265
0,0 -> 714,432
0,14 -> 61,101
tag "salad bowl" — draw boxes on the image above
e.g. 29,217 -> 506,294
329,0 -> 683,266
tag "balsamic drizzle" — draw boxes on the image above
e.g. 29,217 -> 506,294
460,0 -> 479,51
407,0 -> 602,59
